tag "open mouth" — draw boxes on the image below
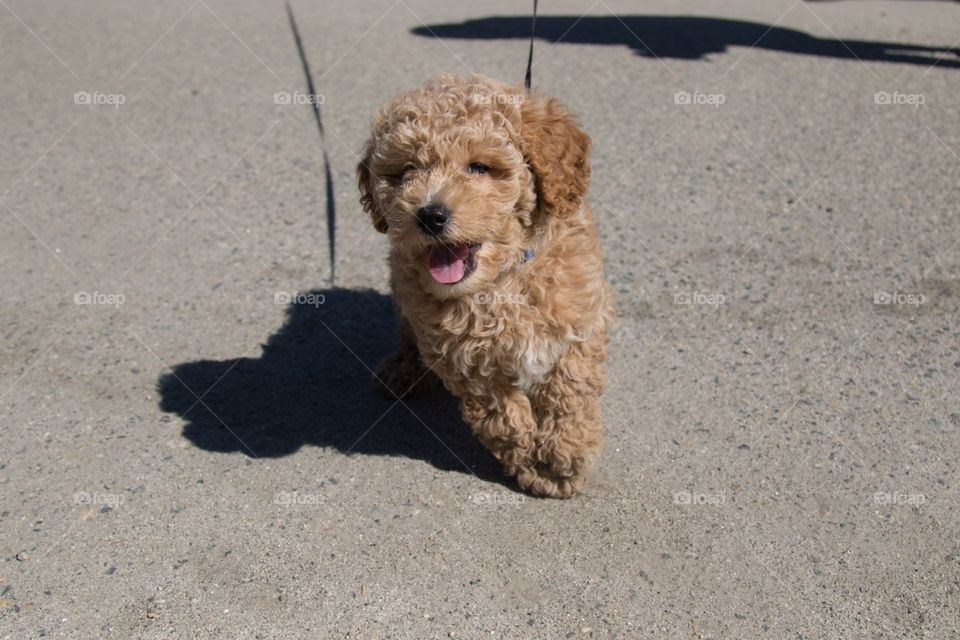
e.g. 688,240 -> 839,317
427,243 -> 480,285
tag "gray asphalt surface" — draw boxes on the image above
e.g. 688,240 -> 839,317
2,1 -> 959,638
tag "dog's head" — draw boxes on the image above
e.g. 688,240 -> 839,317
357,74 -> 590,299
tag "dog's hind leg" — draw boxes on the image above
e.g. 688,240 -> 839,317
373,318 -> 439,399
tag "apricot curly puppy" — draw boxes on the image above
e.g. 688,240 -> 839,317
357,75 -> 613,498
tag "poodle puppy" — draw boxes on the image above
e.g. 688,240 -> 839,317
357,75 -> 612,498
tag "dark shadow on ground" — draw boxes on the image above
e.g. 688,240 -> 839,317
157,288 -> 506,485
412,15 -> 960,68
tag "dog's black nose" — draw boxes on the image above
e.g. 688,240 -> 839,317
416,204 -> 450,236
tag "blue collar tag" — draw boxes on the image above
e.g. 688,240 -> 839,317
521,248 -> 535,263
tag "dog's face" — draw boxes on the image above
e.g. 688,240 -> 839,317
358,75 -> 590,299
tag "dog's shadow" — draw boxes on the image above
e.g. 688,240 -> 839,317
157,288 -> 506,484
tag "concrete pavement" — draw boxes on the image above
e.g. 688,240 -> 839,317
1,0 -> 958,637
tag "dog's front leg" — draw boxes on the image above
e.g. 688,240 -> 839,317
522,340 -> 606,498
460,390 -> 541,489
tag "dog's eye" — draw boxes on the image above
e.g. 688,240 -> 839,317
390,162 -> 418,182
467,163 -> 489,175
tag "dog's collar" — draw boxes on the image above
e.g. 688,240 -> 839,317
521,248 -> 535,263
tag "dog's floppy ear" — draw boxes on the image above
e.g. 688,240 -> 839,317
357,142 -> 388,233
520,93 -> 591,220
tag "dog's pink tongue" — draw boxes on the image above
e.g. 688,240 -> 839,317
428,245 -> 470,284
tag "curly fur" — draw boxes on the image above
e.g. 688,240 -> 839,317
358,75 -> 613,498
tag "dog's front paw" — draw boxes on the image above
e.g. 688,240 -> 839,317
373,350 -> 438,399
515,462 -> 588,499
513,445 -> 598,498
